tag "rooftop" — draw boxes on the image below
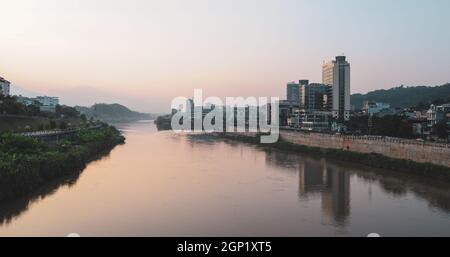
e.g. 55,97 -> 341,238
0,77 -> 10,83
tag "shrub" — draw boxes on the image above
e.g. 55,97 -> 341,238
0,126 -> 124,202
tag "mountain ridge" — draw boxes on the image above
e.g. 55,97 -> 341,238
75,103 -> 156,122
351,83 -> 450,109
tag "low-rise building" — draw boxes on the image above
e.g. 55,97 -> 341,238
284,80 -> 333,131
295,110 -> 331,132
36,96 -> 59,112
279,100 -> 300,127
362,101 -> 390,115
16,96 -> 38,106
16,95 -> 59,112
304,83 -> 332,112
427,104 -> 450,128
0,77 -> 11,96
427,104 -> 450,139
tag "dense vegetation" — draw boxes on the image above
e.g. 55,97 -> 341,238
0,95 -> 88,133
345,115 -> 415,138
0,125 -> 125,202
155,115 -> 172,130
219,133 -> 450,182
346,114 -> 449,140
351,83 -> 450,109
75,103 -> 154,123
0,95 -> 40,116
1,95 -> 82,118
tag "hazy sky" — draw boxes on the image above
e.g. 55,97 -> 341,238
0,0 -> 449,112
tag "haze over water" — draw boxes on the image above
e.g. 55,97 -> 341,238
0,122 -> 449,236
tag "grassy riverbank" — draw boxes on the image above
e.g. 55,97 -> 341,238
218,133 -> 450,182
0,125 -> 125,202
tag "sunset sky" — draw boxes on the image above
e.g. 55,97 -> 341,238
0,0 -> 449,113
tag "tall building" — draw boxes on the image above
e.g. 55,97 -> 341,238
0,77 -> 11,96
322,56 -> 351,121
286,82 -> 300,104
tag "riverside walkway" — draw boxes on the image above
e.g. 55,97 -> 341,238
17,126 -> 101,143
18,129 -> 79,143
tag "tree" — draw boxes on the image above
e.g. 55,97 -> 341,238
49,120 -> 57,129
434,121 -> 449,139
346,115 -> 369,134
346,114 -> 414,138
59,121 -> 68,130
56,105 -> 80,118
372,115 -> 414,138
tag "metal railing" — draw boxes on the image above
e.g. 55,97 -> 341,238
17,126 -> 102,138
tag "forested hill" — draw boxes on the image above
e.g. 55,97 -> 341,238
75,103 -> 155,122
351,83 -> 450,109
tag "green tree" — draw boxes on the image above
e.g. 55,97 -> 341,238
59,121 -> 68,130
434,122 -> 449,139
49,120 -> 57,129
56,105 -> 80,118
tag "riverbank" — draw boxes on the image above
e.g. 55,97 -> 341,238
0,125 -> 125,202
215,132 -> 450,182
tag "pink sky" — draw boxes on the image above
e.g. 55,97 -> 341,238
1,0 -> 449,113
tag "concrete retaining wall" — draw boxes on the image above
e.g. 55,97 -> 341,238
280,130 -> 450,167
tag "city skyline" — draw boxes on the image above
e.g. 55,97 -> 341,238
1,0 -> 449,113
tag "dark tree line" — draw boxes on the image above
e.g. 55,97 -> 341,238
346,115 -> 414,138
0,95 -> 82,119
351,83 -> 450,110
0,95 -> 40,116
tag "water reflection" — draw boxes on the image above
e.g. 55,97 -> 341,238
0,172 -> 81,226
262,146 -> 450,225
354,170 -> 450,213
190,134 -> 450,230
264,150 -> 350,226
0,152 -> 113,226
0,127 -> 449,236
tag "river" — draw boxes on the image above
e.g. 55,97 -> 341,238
0,122 -> 449,236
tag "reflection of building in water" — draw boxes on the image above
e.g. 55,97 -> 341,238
264,149 -> 302,172
298,158 -> 328,197
298,158 -> 351,225
321,166 -> 350,225
265,148 -> 450,229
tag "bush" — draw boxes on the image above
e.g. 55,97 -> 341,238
0,126 -> 125,202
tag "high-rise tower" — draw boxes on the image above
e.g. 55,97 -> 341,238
322,56 -> 350,121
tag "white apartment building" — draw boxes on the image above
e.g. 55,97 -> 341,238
0,77 -> 11,96
17,95 -> 59,112
36,96 -> 59,112
322,56 -> 351,121
427,103 -> 450,128
363,101 -> 391,115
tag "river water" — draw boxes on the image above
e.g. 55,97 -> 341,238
0,122 -> 449,236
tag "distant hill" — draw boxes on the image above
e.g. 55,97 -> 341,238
351,83 -> 450,109
75,103 -> 155,123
